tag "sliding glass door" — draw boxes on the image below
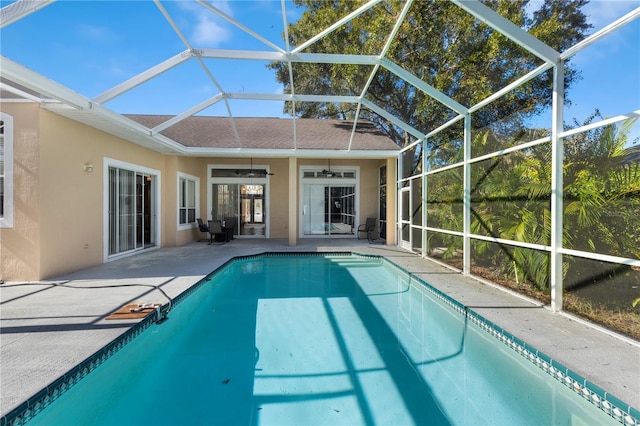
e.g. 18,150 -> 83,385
108,166 -> 156,256
211,182 -> 267,237
301,167 -> 358,237
302,183 -> 356,236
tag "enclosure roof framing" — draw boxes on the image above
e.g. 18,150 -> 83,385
0,0 -> 629,155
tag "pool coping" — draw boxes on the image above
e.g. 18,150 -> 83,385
3,251 -> 638,426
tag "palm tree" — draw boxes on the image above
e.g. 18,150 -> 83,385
430,113 -> 639,293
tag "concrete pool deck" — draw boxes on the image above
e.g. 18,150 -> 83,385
1,239 -> 639,419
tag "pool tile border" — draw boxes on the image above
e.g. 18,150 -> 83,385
381,254 -> 640,426
1,314 -> 158,426
2,251 -> 638,426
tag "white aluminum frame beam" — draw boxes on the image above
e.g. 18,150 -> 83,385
196,0 -> 285,53
361,98 -> 427,140
463,114 -> 471,275
292,0 -> 384,54
280,0 -> 298,148
469,62 -> 553,113
226,93 -> 361,103
0,0 -> 55,28
151,93 -> 364,134
0,56 -> 91,110
0,81 -> 42,102
93,52 -> 190,104
151,93 -> 225,134
155,0 -> 241,146
560,110 -> 640,139
381,59 -> 468,115
183,147 -> 399,158
350,0 -> 414,150
197,49 -> 381,65
451,0 -> 560,64
424,114 -> 465,139
562,7 -> 640,60
550,62 -> 564,312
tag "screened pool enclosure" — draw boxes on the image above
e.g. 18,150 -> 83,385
1,0 -> 639,334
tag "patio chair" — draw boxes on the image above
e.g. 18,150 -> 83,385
367,228 -> 386,244
223,217 -> 236,240
207,220 -> 227,244
196,218 -> 210,242
357,217 -> 377,239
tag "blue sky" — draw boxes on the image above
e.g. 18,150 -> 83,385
1,0 -> 639,142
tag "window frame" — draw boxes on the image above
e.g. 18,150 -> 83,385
0,113 -> 14,228
177,172 -> 199,229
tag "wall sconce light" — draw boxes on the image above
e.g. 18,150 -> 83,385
83,164 -> 94,173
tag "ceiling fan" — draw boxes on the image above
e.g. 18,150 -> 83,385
235,158 -> 274,177
321,159 -> 337,177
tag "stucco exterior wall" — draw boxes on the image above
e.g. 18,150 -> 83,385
266,157 -> 290,238
1,104 -> 397,281
37,109 -> 168,279
0,102 -> 41,282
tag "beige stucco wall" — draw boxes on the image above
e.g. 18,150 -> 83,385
37,109 -> 170,279
0,104 -> 188,280
1,103 -> 397,281
266,157 -> 290,238
1,102 -> 41,281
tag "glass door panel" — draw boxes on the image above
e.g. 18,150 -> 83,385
240,184 -> 265,236
136,174 -> 144,248
108,167 -> 156,256
137,174 -> 153,248
400,187 -> 411,249
211,182 -> 265,237
108,168 -> 117,255
303,183 -> 355,236
303,183 -> 326,235
118,169 -> 135,253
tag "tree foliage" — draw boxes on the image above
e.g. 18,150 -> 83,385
426,115 -> 640,293
270,0 -> 591,147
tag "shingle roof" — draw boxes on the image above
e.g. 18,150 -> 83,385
124,115 -> 399,151
623,145 -> 640,164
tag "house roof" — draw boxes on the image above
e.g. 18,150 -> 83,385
124,115 -> 399,151
623,145 -> 640,164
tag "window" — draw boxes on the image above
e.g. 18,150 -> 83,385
178,173 -> 199,227
379,164 -> 387,238
0,114 -> 14,228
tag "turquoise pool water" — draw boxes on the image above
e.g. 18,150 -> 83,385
11,254 -> 633,425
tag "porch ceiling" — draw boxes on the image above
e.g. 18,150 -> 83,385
0,0 -> 566,156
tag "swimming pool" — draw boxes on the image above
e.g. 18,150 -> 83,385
4,253 -> 638,425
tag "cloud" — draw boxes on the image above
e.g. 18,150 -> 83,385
193,84 -> 215,95
177,1 -> 234,46
584,0 -> 640,31
75,23 -> 119,44
192,15 -> 229,45
104,57 -> 132,80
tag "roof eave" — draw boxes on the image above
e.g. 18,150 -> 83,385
182,147 -> 400,159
